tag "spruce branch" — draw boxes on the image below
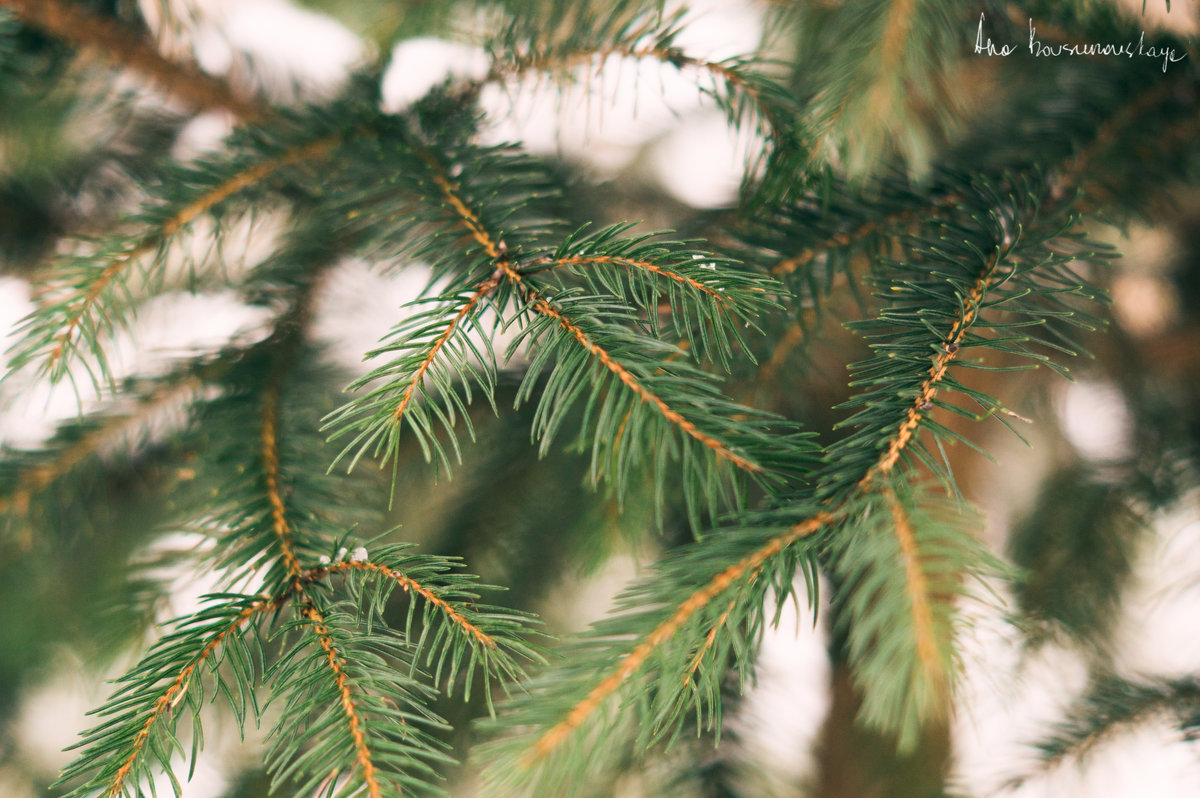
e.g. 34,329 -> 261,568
505,260 -> 761,475
7,131 -> 341,387
1010,675 -> 1200,787
484,175 -> 1104,784
519,511 -> 831,768
267,602 -> 452,798
54,595 -> 279,798
0,0 -> 263,119
484,0 -> 808,191
329,138 -> 807,525
262,379 -> 307,584
297,602 -> 386,798
0,371 -> 201,538
310,548 -> 544,700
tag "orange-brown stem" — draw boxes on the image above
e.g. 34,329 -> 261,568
524,512 -> 832,764
261,383 -> 304,582
504,262 -> 761,474
886,489 -> 944,685
302,604 -> 381,798
544,255 -> 728,303
43,135 -> 338,375
393,274 -> 502,422
308,560 -> 498,650
105,598 -> 275,796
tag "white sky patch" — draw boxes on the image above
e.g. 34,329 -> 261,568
310,260 -> 432,374
0,276 -> 33,366
479,55 -> 712,176
1113,509 -> 1200,680
0,290 -> 270,448
210,0 -> 368,99
1056,379 -> 1133,462
667,0 -> 767,61
736,581 -> 830,789
172,111 -> 236,159
951,581 -> 1092,796
111,290 -> 273,371
12,650 -> 122,774
649,111 -> 750,207
381,38 -> 490,114
145,0 -> 368,101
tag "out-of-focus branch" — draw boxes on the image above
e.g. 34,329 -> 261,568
0,0 -> 263,119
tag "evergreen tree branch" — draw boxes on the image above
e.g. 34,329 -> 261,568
311,546 -> 545,702
682,598 -> 738,686
491,176 -> 1100,781
520,512 -> 832,766
298,602 -> 384,798
1011,674 -> 1200,787
495,39 -> 787,141
770,207 -> 930,277
0,0 -> 263,119
0,373 -> 199,524
390,273 -> 504,427
502,261 -> 761,475
863,250 -> 999,483
262,380 -> 306,583
267,601 -> 455,797
9,132 -> 340,385
885,488 -> 942,685
522,223 -> 779,367
54,595 -> 279,798
103,598 -> 277,798
314,560 -> 499,651
535,255 -> 728,304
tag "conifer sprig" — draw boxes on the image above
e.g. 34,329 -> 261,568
484,0 -> 808,193
0,370 -> 201,545
526,223 -> 779,368
327,137 -> 811,525
267,602 -> 452,798
0,0 -> 263,119
54,595 -> 277,798
324,273 -> 505,476
480,173 -> 1106,786
5,128 -> 341,388
9,1 -> 1198,795
311,545 -> 545,701
1012,674 -> 1200,787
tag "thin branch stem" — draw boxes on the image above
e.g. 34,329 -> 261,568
503,261 -> 762,474
530,255 -> 728,303
885,487 -> 944,685
415,147 -> 762,474
306,560 -> 498,650
300,603 -> 382,798
522,238 -> 1010,765
261,382 -> 304,582
104,597 -> 277,797
41,135 -> 339,377
393,273 -> 503,423
522,511 -> 832,765
0,376 -> 200,522
864,251 -> 999,483
494,41 -> 784,136
682,598 -> 737,685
